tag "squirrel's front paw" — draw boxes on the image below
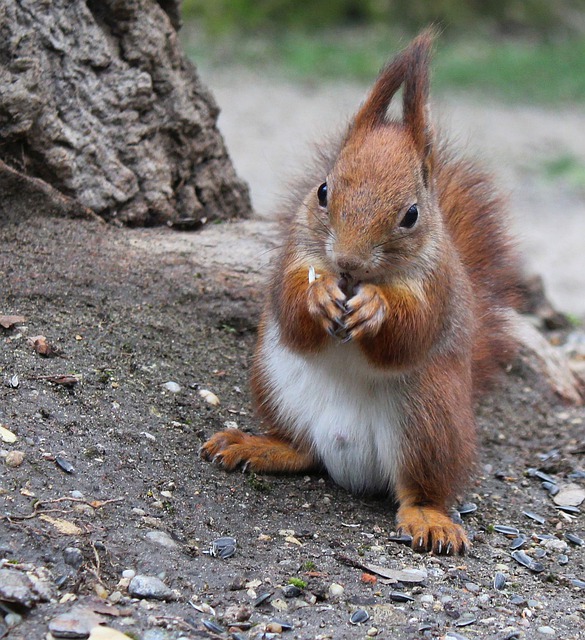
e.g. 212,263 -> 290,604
306,274 -> 347,337
344,284 -> 389,341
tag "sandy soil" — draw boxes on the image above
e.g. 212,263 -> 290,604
1,68 -> 584,640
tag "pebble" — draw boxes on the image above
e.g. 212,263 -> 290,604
128,575 -> 175,601
553,483 -> 585,507
541,538 -> 567,552
199,389 -> 220,406
122,569 -> 136,579
70,490 -> 85,499
48,608 -> 103,638
0,425 -> 17,443
94,583 -> 108,599
537,626 -> 555,635
464,582 -> 481,593
270,598 -> 288,612
145,530 -> 178,548
63,547 -> 84,569
420,594 -> 434,604
366,627 -> 378,637
4,450 -> 24,467
0,569 -> 38,607
108,591 -> 122,604
163,381 -> 181,393
5,612 -> 23,628
328,583 -> 344,598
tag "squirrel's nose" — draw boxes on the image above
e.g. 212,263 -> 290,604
336,255 -> 363,274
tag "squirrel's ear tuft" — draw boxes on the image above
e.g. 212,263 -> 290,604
345,27 -> 437,183
402,28 -> 436,182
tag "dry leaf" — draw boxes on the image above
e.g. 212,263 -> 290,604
0,315 -> 26,329
38,515 -> 83,535
28,335 -> 60,357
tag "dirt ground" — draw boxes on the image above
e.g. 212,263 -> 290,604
1,69 -> 585,640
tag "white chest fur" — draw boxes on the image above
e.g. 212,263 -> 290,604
260,320 -> 406,495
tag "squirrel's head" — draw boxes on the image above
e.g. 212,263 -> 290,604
305,28 -> 442,282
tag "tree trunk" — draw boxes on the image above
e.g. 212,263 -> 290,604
0,0 -> 251,227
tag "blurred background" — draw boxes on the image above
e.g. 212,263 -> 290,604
180,0 -> 585,319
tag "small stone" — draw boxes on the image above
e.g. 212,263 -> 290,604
0,425 -> 17,443
0,569 -> 38,607
270,598 -> 288,612
128,575 -> 174,601
199,389 -> 220,406
542,538 -> 568,552
70,490 -> 85,499
266,622 -> 283,633
94,583 -> 108,599
64,547 -> 84,569
465,582 -> 481,593
4,450 -> 25,467
537,626 -> 555,635
420,594 -> 434,604
122,569 -> 136,579
108,591 -> 122,604
163,381 -> 181,393
49,608 -> 103,638
145,530 -> 178,548
328,583 -> 344,598
5,612 -> 23,628
557,554 -> 569,565
553,483 -> 585,507
366,627 -> 379,637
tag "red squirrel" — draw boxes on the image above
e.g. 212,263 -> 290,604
201,30 -> 522,554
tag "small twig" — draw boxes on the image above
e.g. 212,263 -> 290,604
89,540 -> 103,585
333,552 -> 370,572
3,496 -> 123,521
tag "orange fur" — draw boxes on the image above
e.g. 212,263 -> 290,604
201,29 -> 524,555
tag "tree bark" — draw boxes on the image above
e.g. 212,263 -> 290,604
0,0 -> 251,227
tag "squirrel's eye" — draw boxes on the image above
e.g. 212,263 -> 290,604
399,204 -> 418,229
317,182 -> 328,208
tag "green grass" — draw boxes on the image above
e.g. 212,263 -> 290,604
182,26 -> 585,104
541,153 -> 585,189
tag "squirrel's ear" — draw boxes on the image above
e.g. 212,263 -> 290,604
346,41 -> 411,137
402,28 -> 436,184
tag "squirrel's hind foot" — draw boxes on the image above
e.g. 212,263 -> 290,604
200,430 -> 316,474
396,505 -> 469,555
